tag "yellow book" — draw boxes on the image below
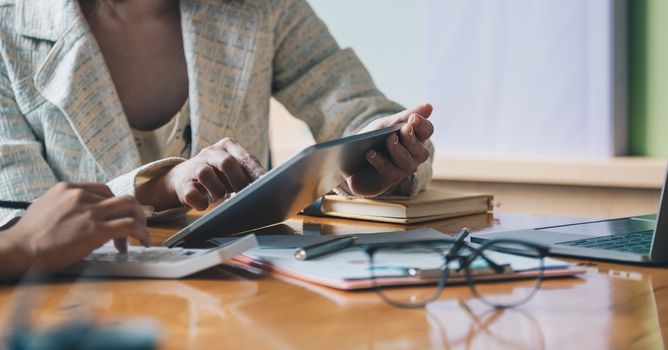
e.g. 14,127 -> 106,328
318,190 -> 493,224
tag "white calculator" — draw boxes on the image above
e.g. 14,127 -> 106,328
61,235 -> 258,279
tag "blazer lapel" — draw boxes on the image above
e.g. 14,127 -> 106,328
180,0 -> 261,156
24,0 -> 260,175
29,1 -> 141,180
15,0 -> 74,41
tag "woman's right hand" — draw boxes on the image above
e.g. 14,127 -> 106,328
7,182 -> 151,273
139,137 -> 267,211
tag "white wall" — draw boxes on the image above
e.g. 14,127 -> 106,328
308,0 -> 430,108
308,0 -> 626,159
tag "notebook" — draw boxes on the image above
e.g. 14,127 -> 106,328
308,190 -> 493,224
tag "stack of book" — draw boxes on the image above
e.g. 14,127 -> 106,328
309,189 -> 493,224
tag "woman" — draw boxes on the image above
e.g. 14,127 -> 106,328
0,0 -> 434,227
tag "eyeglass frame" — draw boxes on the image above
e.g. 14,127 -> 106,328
360,229 -> 551,309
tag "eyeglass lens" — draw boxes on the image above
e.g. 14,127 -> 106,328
369,245 -> 447,308
368,240 -> 544,309
467,241 -> 545,308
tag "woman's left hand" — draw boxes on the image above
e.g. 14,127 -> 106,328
346,103 -> 434,197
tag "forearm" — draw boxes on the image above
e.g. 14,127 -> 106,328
107,157 -> 187,218
134,173 -> 180,211
0,227 -> 32,280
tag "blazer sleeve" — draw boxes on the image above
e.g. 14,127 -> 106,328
271,0 -> 432,197
0,60 -> 58,227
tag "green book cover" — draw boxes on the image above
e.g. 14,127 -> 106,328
629,0 -> 668,156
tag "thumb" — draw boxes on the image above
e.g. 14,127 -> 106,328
392,103 -> 433,124
409,103 -> 433,119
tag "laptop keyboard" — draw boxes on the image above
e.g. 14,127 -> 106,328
555,230 -> 653,254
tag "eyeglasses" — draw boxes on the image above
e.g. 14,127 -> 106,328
361,229 -> 550,309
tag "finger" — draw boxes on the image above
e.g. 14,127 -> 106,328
386,132 -> 417,173
215,172 -> 234,194
358,103 -> 434,133
408,114 -> 434,142
220,138 -> 267,180
94,196 -> 147,253
70,183 -> 115,199
114,238 -> 128,254
100,217 -> 152,248
399,123 -> 431,163
179,180 -> 209,211
205,152 -> 250,192
195,164 -> 228,199
65,188 -> 108,206
389,103 -> 434,125
365,149 -> 405,187
94,195 -> 147,227
409,103 -> 433,119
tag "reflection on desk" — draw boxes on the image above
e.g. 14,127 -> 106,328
427,300 -> 547,350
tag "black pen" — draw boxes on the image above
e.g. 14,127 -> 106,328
294,236 -> 357,261
0,200 -> 31,210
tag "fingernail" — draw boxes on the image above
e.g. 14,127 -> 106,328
368,150 -> 376,158
410,114 -> 420,126
408,124 -> 414,136
392,134 -> 399,144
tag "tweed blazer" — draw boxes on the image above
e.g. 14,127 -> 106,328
0,0 -> 432,226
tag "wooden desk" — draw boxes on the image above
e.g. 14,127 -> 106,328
1,213 -> 666,349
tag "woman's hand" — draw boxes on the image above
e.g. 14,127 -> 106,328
346,103 -> 434,197
141,137 -> 267,211
4,182 -> 150,276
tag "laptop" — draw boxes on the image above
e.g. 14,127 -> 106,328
472,169 -> 668,264
163,124 -> 403,248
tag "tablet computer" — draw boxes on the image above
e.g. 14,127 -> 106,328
163,124 -> 402,248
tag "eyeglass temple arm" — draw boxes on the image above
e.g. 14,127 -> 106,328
446,229 -> 506,273
445,228 -> 471,256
